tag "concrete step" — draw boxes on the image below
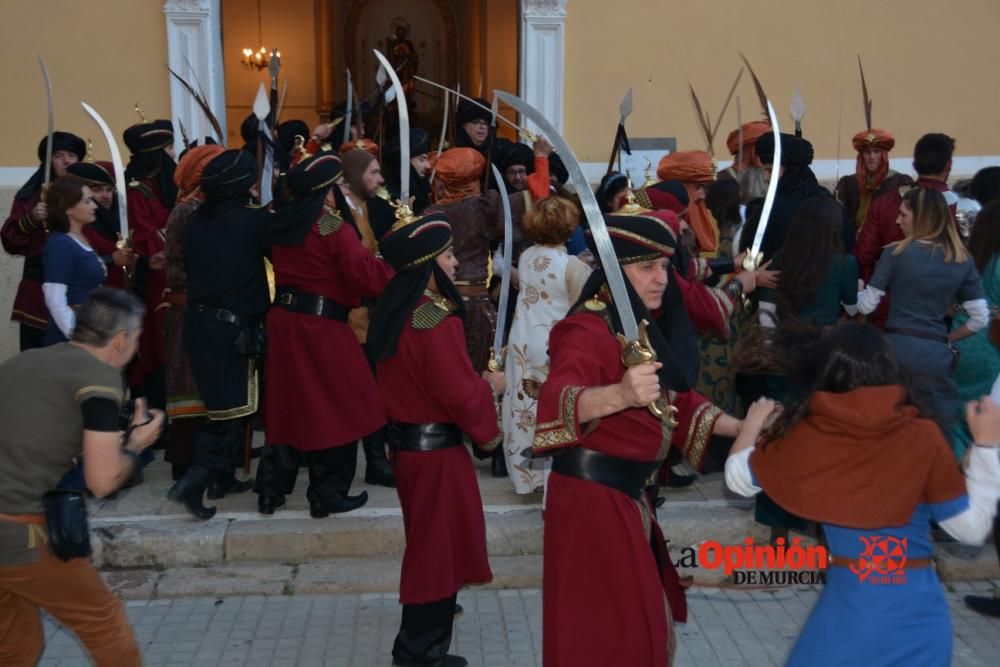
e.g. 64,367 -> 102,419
90,453 -> 1000,585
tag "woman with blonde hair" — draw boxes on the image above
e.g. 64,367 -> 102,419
501,196 -> 591,495
857,187 -> 989,436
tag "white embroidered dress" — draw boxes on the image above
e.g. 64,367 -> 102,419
502,244 -> 591,494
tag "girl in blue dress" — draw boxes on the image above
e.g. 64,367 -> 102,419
42,176 -> 107,345
725,323 -> 1000,667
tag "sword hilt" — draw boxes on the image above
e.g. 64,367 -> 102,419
487,347 -> 506,374
617,320 -> 678,425
742,251 -> 762,272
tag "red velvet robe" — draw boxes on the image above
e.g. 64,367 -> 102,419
534,311 -> 722,667
265,217 -> 393,450
1,192 -> 48,330
377,295 -> 497,604
854,177 -> 954,327
128,179 -> 171,378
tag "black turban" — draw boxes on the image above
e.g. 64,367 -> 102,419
271,152 -> 347,246
66,162 -> 114,187
756,132 -> 814,167
497,140 -> 534,174
199,149 -> 258,214
368,212 -> 465,362
15,132 -> 87,201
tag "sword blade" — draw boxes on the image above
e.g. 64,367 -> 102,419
490,163 -> 514,368
80,102 -> 129,243
746,100 -> 782,265
38,56 -> 54,188
343,68 -> 353,146
429,89 -> 450,184
373,50 -> 409,205
415,76 -> 535,141
495,90 -> 639,342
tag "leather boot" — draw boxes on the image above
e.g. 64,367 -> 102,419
490,448 -> 508,478
207,470 -> 254,500
167,465 -> 217,520
258,494 -> 285,515
362,428 -> 395,487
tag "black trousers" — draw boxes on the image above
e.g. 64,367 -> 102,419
193,417 -> 249,473
254,442 -> 358,506
19,324 -> 44,352
392,594 -> 457,663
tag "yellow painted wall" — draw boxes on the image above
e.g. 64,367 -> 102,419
564,0 -> 1000,163
0,0 -> 170,166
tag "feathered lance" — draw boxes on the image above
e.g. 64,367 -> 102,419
739,53 -> 770,120
858,55 -> 873,132
166,65 -> 225,144
688,83 -> 714,155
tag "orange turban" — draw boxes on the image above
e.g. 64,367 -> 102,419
656,151 -> 719,256
431,147 -> 486,205
174,144 -> 225,202
851,129 -> 896,227
338,138 -> 380,158
725,121 -> 771,170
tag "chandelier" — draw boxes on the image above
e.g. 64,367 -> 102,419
241,0 -> 278,71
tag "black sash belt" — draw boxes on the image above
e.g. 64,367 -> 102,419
885,326 -> 949,344
190,304 -> 252,327
552,448 -> 661,501
389,422 -> 463,452
275,286 -> 349,322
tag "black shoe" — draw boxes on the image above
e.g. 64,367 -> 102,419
258,494 -> 286,515
207,473 -> 254,500
167,466 -> 217,520
454,603 -> 464,617
665,463 -> 697,488
964,593 -> 1000,617
311,491 -> 369,518
491,449 -> 508,478
392,655 -> 468,667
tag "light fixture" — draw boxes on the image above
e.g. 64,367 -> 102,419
241,0 -> 279,71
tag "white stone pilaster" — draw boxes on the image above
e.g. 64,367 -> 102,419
519,0 -> 567,135
163,0 -> 227,152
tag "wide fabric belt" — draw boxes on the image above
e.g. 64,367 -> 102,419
552,447 -> 661,501
190,303 -> 252,327
829,555 -> 933,569
884,327 -> 949,344
388,422 -> 463,452
275,286 -> 349,322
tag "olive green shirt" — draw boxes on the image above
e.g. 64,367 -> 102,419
0,343 -> 122,565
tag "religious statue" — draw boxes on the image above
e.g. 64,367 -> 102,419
389,17 -> 418,98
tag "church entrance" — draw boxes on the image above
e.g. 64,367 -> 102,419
219,0 -> 520,148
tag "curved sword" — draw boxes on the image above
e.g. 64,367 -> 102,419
80,102 -> 129,245
489,163 -> 514,372
373,49 -> 409,209
495,90 -> 670,421
743,100 -> 781,270
429,89 -> 450,184
38,56 -> 54,189
343,68 -> 354,146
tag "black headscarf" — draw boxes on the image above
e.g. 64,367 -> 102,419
67,161 -> 119,242
384,127 -> 432,214
198,149 -> 258,216
579,213 -> 698,391
596,172 -> 629,213
15,132 -> 86,201
271,152 -> 346,246
368,213 -> 465,362
123,119 -> 177,208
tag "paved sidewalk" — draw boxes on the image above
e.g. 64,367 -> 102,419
38,582 -> 1000,666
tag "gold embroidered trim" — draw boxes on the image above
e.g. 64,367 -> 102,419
126,181 -> 154,200
205,357 -> 259,420
608,228 -> 675,257
634,189 -> 653,210
316,211 -> 344,236
532,384 -> 584,451
411,292 -> 457,330
684,401 -> 722,470
74,385 -> 124,403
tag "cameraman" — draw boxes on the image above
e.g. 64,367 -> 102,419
0,288 -> 164,666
